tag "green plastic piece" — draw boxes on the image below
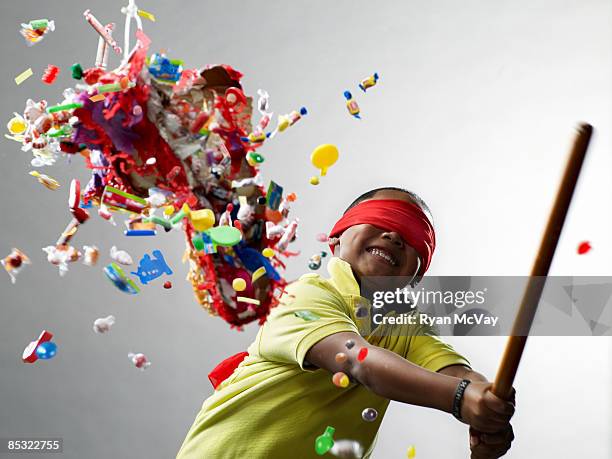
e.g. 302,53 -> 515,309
247,152 -> 265,163
47,102 -> 84,114
314,426 -> 335,455
294,310 -> 321,321
143,216 -> 173,231
192,234 -> 204,251
205,226 -> 242,247
170,209 -> 187,225
71,63 -> 83,80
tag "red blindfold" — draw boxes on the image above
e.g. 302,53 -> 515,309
329,199 -> 436,277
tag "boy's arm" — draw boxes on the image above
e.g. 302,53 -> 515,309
438,364 -> 488,382
305,331 -> 514,433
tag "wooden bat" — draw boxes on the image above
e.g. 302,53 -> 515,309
492,123 -> 593,399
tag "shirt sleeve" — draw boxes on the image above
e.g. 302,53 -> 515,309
405,315 -> 471,372
256,275 -> 359,371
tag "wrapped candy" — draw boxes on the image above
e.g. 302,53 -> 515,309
110,245 -> 133,265
1,248 -> 31,284
93,315 -> 115,333
42,245 -> 81,276
20,19 -> 55,46
128,352 -> 150,370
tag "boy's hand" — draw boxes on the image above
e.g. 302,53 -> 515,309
469,425 -> 514,458
460,382 -> 515,433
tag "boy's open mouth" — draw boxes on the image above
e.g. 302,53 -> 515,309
366,247 -> 398,266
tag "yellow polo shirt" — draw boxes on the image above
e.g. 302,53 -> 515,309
177,257 -> 470,459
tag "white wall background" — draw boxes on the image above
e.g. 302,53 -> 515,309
0,1 -> 610,458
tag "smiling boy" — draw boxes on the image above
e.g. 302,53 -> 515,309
177,187 -> 515,459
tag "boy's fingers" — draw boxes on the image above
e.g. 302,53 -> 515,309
483,390 -> 516,417
480,426 -> 514,445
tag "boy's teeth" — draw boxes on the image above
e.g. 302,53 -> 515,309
368,248 -> 396,266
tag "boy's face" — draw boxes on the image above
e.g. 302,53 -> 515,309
334,190 -> 422,281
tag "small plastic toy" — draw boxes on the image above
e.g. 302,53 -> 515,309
359,73 -> 379,92
577,241 -> 591,254
206,226 -> 242,247
29,171 -> 60,190
14,68 -> 33,85
128,352 -> 151,370
311,144 -> 339,176
335,352 -> 347,363
93,315 -> 115,333
332,372 -> 350,388
343,91 -> 361,119
308,251 -> 327,270
71,63 -> 84,79
22,330 -> 55,363
104,262 -> 140,294
83,245 -> 99,266
110,246 -> 133,265
41,65 -> 60,84
131,250 -> 173,284
330,440 -> 364,459
315,426 -> 335,455
345,340 -> 355,349
309,176 -> 320,186
362,408 -> 378,422
2,248 -> 30,284
20,19 -> 55,46
262,248 -> 275,258
294,310 -> 320,321
163,281 -> 172,289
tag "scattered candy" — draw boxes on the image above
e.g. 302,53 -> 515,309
236,296 -> 261,306
20,19 -> 55,46
330,439 -> 364,459
104,262 -> 140,294
47,102 -> 83,113
294,310 -> 321,321
577,241 -> 592,254
359,73 -> 379,92
361,408 -> 378,422
233,278 -> 247,291
343,91 -> 361,119
71,63 -> 83,79
6,113 -> 27,135
345,340 -> 355,349
110,246 -> 133,265
22,330 -> 54,363
315,426 -> 335,455
310,176 -> 320,186
335,352 -> 348,363
311,144 -> 339,177
83,9 -> 122,55
93,315 -> 115,334
275,219 -> 299,252
137,9 -> 156,22
163,281 -> 172,289
35,340 -> 57,359
406,445 -> 416,458
83,245 -> 99,266
14,68 -> 34,85
131,250 -> 173,285
89,94 -> 106,102
102,186 -> 147,214
308,251 -> 327,270
41,65 -> 60,84
251,266 -> 267,283
315,233 -> 328,243
332,372 -> 350,388
128,352 -> 151,370
262,248 -> 275,258
357,347 -> 369,362
2,248 -> 31,283
43,245 -> 81,276
145,157 -> 157,165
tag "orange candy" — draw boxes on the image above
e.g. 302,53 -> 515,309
332,372 -> 350,388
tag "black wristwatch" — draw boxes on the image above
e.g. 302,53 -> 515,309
452,379 -> 471,421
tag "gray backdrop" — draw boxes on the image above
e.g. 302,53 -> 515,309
1,1 -> 611,458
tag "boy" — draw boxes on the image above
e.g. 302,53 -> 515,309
177,187 -> 516,459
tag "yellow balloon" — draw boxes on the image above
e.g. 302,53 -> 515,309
310,144 -> 339,176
